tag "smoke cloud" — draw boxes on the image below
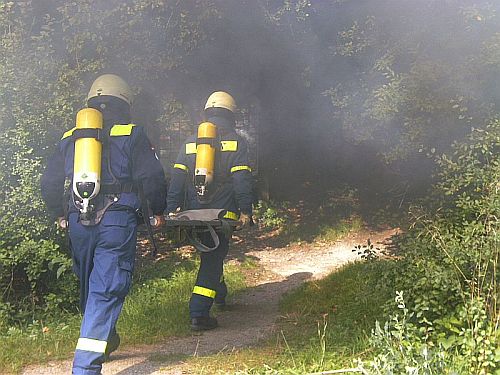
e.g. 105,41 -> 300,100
8,0 -> 500,200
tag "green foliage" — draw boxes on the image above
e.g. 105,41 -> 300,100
324,2 -> 500,164
317,216 -> 363,243
254,189 -> 363,245
0,1 -> 88,323
0,316 -> 81,373
0,256 -> 246,372
120,268 -> 195,341
359,292 -> 457,374
199,261 -> 394,375
352,238 -> 381,262
253,200 -> 290,229
359,292 -> 500,374
0,3 -> 498,373
0,0 -> 212,326
376,118 -> 500,373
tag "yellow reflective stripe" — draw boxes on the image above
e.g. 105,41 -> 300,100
185,142 -> 197,154
174,163 -> 188,171
221,140 -> 238,152
223,211 -> 238,220
110,124 -> 135,136
62,127 -> 76,139
76,338 -> 107,353
193,286 -> 216,298
230,165 -> 252,173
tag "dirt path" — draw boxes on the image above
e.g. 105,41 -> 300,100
22,227 -> 397,375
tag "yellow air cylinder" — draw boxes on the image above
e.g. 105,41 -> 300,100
73,108 -> 103,214
194,122 -> 217,197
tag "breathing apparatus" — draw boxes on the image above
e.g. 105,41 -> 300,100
194,91 -> 237,199
72,108 -> 103,219
194,121 -> 217,198
72,74 -> 134,221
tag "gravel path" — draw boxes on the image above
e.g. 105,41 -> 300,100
22,227 -> 397,375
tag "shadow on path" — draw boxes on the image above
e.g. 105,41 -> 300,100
22,272 -> 312,375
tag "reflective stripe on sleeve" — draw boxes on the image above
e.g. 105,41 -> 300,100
110,124 -> 135,136
223,211 -> 238,220
221,140 -> 238,151
185,143 -> 197,154
230,165 -> 252,173
193,285 -> 217,299
76,338 -> 107,353
174,163 -> 188,171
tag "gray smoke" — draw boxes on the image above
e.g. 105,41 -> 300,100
14,0 -> 500,200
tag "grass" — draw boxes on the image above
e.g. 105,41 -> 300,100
0,315 -> 81,374
315,215 -> 364,242
2,196 -> 393,374
0,250 -> 246,374
120,262 -> 246,344
185,260 -> 394,374
253,189 -> 367,247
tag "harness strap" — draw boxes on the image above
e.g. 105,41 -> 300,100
100,182 -> 136,194
196,137 -> 217,147
72,128 -> 102,140
188,223 -> 220,253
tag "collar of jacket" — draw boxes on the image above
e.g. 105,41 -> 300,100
103,111 -> 131,128
207,116 -> 235,132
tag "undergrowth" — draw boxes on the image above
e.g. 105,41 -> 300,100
0,251 -> 245,373
187,120 -> 500,374
188,261 -> 394,374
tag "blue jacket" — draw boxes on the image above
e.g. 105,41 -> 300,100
166,116 -> 253,217
41,112 -> 166,218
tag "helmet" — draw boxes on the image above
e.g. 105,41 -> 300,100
87,74 -> 133,106
204,91 -> 236,113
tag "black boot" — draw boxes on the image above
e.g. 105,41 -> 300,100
214,300 -> 231,311
191,316 -> 218,331
104,332 -> 120,361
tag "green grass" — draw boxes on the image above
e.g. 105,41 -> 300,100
0,316 -> 81,374
254,189 -> 364,247
0,253 -> 246,374
275,261 -> 393,372
120,262 -> 246,344
315,215 -> 364,242
1,206 -> 391,374
187,260 -> 394,374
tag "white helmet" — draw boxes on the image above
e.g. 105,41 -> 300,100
87,74 -> 133,106
204,91 -> 236,113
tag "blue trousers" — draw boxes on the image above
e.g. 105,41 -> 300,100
69,210 -> 137,375
189,232 -> 229,318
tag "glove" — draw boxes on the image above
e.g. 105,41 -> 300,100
56,216 -> 68,229
167,207 -> 181,218
152,215 -> 165,229
236,213 -> 252,231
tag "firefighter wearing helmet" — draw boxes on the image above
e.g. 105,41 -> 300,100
166,91 -> 253,330
41,74 -> 167,374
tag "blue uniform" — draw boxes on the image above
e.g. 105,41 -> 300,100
41,111 -> 166,375
166,115 -> 253,318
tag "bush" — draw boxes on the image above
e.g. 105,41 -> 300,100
360,292 -> 458,374
0,131 -> 79,323
378,118 -> 500,373
253,200 -> 290,229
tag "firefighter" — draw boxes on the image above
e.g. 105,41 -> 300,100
166,91 -> 253,330
41,74 -> 167,375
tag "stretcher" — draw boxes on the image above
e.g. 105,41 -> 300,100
164,209 -> 240,252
